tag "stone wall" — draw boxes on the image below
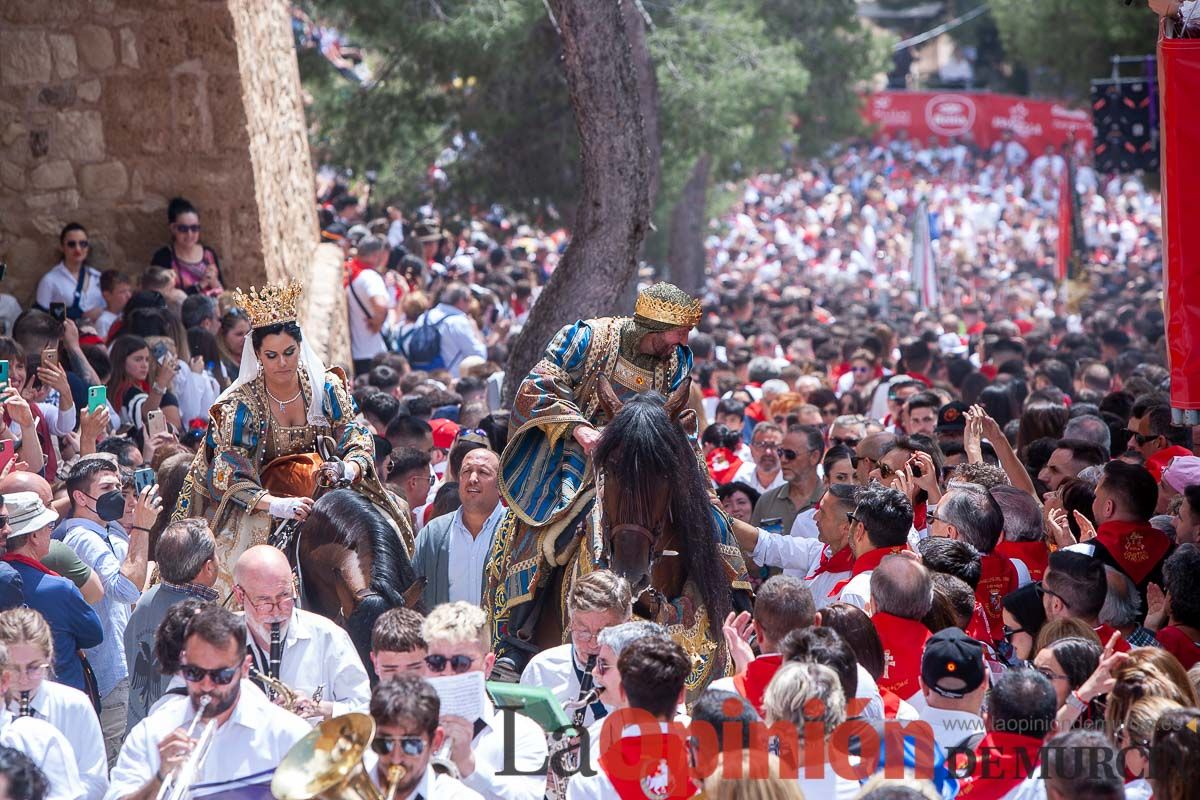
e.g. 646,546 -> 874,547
0,0 -> 343,362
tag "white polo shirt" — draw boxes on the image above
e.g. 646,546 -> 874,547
0,708 -> 85,800
9,680 -> 107,800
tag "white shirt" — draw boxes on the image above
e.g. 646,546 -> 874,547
1125,778 -> 1153,800
461,700 -> 547,800
246,607 -> 371,716
836,571 -> 872,611
348,268 -> 390,360
568,722 -> 696,800
520,643 -> 604,728
364,754 -> 482,800
447,503 -> 505,607
795,765 -> 862,800
94,309 -> 119,339
731,462 -> 785,495
105,681 -> 312,800
36,263 -> 104,314
920,705 -> 985,753
788,507 -> 819,540
750,532 -> 849,606
0,709 -> 85,800
10,681 -> 107,800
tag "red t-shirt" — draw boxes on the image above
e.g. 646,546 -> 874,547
1156,626 -> 1200,669
872,611 -> 932,701
976,554 -> 1019,644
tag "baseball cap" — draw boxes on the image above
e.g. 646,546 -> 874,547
921,628 -> 986,698
1146,445 -> 1195,483
1161,454 -> 1200,493
936,401 -> 969,433
429,418 -> 461,451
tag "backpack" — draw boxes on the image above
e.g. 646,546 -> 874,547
398,310 -> 446,371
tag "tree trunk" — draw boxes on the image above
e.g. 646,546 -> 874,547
504,0 -> 652,405
667,152 -> 712,296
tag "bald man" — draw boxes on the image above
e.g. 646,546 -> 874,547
232,545 -> 370,719
412,448 -> 504,609
0,470 -> 105,605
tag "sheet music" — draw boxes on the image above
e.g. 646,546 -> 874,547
427,671 -> 487,720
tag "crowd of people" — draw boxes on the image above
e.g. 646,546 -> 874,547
0,124 -> 1195,800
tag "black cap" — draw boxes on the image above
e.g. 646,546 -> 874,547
921,628 -> 986,698
936,401 -> 969,433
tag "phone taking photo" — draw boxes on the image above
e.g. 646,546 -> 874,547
146,408 -> 167,438
49,303 -> 66,322
87,385 -> 107,414
0,360 -> 8,393
134,467 -> 156,492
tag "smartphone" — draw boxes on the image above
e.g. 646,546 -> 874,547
41,348 -> 58,368
87,385 -> 107,413
0,360 -> 7,392
151,341 -> 169,364
146,408 -> 167,438
134,467 -> 156,492
0,441 -> 13,476
49,302 -> 66,322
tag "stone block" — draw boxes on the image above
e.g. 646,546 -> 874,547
140,12 -> 191,72
38,85 -> 78,109
79,162 -> 128,200
78,80 -> 102,103
49,110 -> 106,162
0,162 -> 25,192
0,31 -> 52,86
208,74 -> 249,152
24,189 -> 81,213
76,25 -> 117,72
103,76 -> 170,155
49,34 -> 79,80
171,69 -> 214,152
29,160 -> 76,190
119,28 -> 139,68
1,123 -> 24,148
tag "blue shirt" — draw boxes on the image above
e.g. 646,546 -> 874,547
0,562 -> 22,610
60,519 -> 140,697
6,558 -> 103,692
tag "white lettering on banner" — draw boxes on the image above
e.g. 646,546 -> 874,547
925,94 -> 976,136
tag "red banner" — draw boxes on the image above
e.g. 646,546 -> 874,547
1159,29 -> 1200,414
863,91 -> 1094,154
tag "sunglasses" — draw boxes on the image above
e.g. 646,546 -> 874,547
775,447 -> 802,461
845,511 -> 858,524
424,654 -> 475,674
830,436 -> 860,448
456,427 -> 488,440
371,735 -> 428,756
1034,582 -> 1065,604
181,663 -> 241,685
65,240 -> 89,249
1002,625 -> 1026,641
851,366 -> 871,374
0,515 -> 8,529
877,463 -> 898,479
1127,431 -> 1159,445
174,224 -> 201,233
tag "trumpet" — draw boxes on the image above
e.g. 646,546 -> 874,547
429,735 -> 460,780
273,713 -> 405,800
157,695 -> 217,800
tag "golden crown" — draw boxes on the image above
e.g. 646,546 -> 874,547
232,281 -> 304,329
634,288 -> 702,329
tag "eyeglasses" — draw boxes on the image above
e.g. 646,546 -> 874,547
1002,625 -> 1026,641
877,463 -> 898,479
775,447 -> 802,461
845,512 -> 858,524
1034,582 -> 1064,604
181,663 -> 241,685
926,509 -> 942,524
174,224 -> 201,234
455,428 -> 489,441
0,515 -> 9,529
752,439 -> 782,451
371,735 -> 428,756
424,654 -> 475,674
1127,431 -> 1159,445
1035,667 -> 1069,682
65,240 -> 89,250
5,661 -> 48,679
569,627 -> 605,644
235,587 -> 295,613
830,437 -> 860,448
593,658 -> 613,677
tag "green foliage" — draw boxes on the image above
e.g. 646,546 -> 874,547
988,0 -> 1158,99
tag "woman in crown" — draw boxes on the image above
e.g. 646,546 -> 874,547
173,281 -> 412,598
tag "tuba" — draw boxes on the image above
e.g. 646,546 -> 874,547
272,713 -> 405,800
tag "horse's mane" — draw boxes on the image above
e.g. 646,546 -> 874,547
594,392 -> 731,635
307,489 -> 413,607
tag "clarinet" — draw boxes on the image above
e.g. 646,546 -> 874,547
572,656 -> 597,729
17,691 -> 30,718
267,622 -> 283,702
546,656 -> 599,799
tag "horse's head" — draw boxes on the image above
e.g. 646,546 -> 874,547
594,376 -> 691,593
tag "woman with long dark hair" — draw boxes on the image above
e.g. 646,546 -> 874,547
106,335 -> 181,436
150,197 -> 224,295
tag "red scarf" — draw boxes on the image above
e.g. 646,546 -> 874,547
976,554 -> 1018,644
913,502 -> 928,531
1094,624 -> 1132,653
957,732 -> 1043,799
730,654 -> 782,717
872,611 -> 931,701
880,687 -> 906,719
705,448 -> 742,485
993,540 -> 1049,582
1157,626 -> 1200,670
1094,520 -> 1171,585
811,545 -> 854,578
965,602 -> 994,645
2,553 -> 59,577
599,733 -> 697,800
831,546 -> 907,596
344,257 -> 371,287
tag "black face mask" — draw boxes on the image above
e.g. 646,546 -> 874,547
87,490 -> 126,523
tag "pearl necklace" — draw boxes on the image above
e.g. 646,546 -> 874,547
264,382 -> 303,412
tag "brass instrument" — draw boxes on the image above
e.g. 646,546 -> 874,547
157,696 -> 217,800
17,691 -> 31,717
272,713 -> 406,800
251,668 -> 299,712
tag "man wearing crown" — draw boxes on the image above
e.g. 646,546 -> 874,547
173,282 -> 414,599
486,282 -> 750,678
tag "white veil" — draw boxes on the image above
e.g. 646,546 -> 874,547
216,331 -> 330,428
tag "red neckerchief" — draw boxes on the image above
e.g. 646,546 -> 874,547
908,371 -> 933,388
831,546 -> 906,596
344,256 -> 370,288
1094,624 -> 1132,653
913,502 -> 927,531
993,540 -> 1049,582
701,387 -> 717,398
1094,520 -> 1171,585
872,611 -> 931,701
811,545 -> 854,578
599,732 -> 697,800
2,553 -> 60,577
976,554 -> 1018,643
705,448 -> 742,485
957,731 -> 1044,799
730,654 -> 782,717
880,687 -> 904,719
1157,626 -> 1200,670
744,401 -> 766,423
965,602 -> 994,645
